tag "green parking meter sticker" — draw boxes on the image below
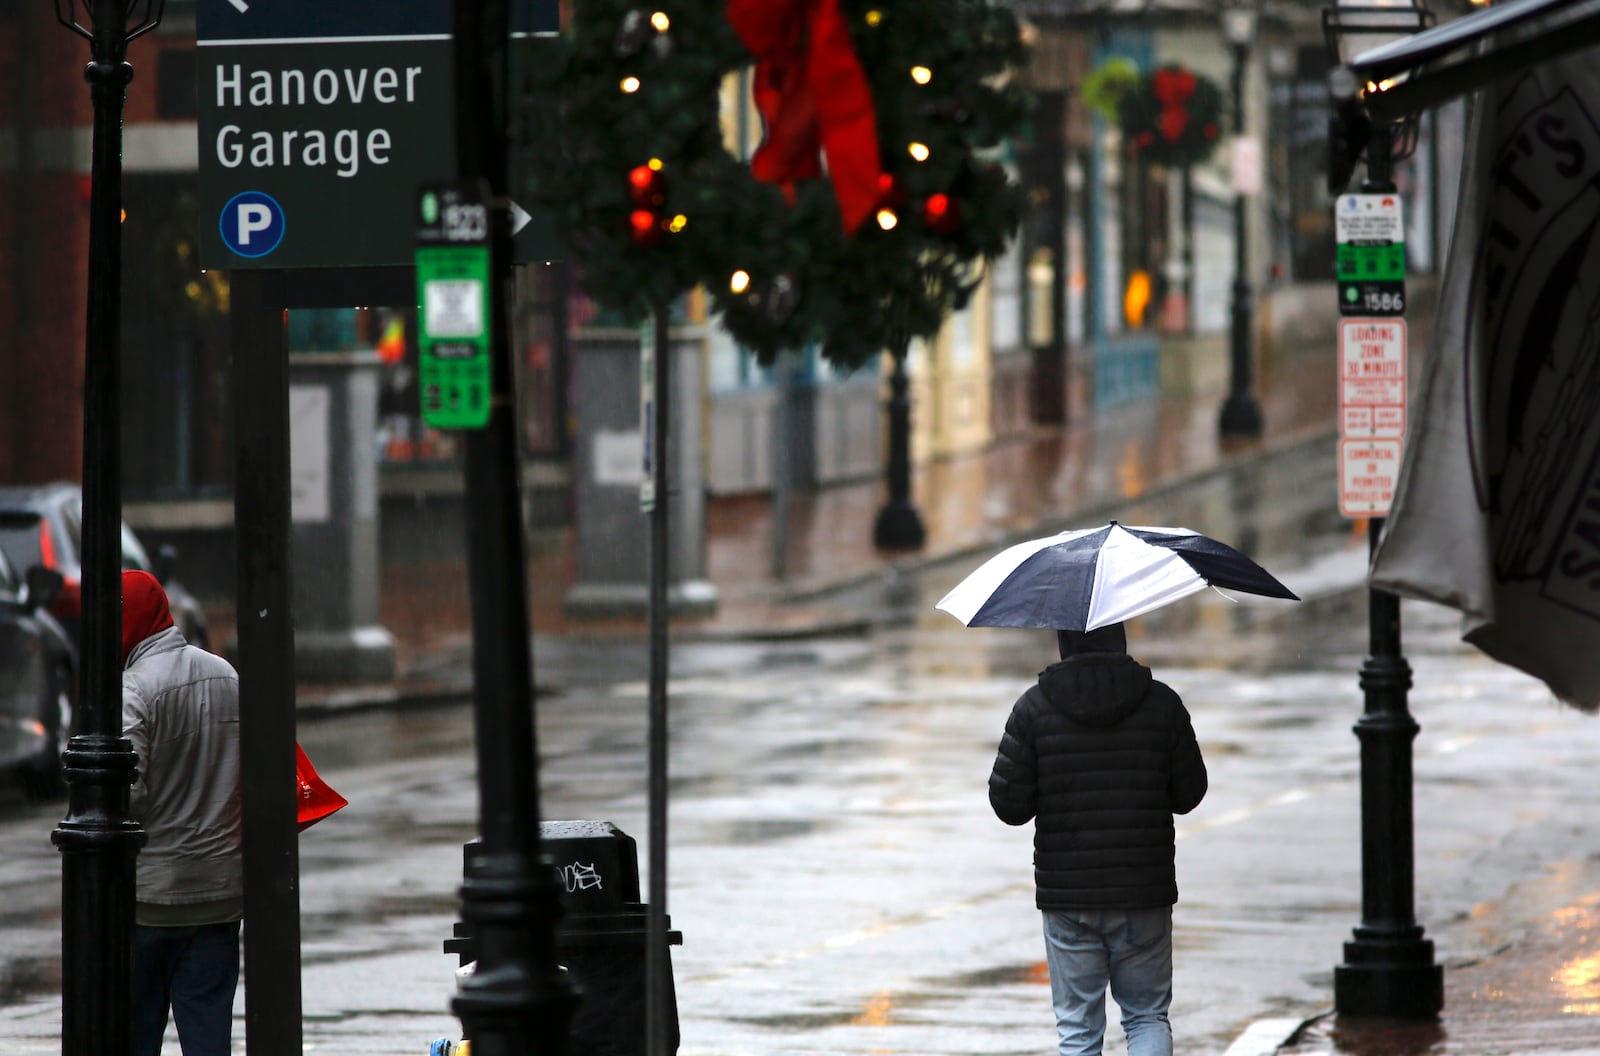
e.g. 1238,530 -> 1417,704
415,185 -> 491,429
1335,194 -> 1406,316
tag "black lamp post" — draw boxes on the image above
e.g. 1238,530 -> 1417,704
49,1 -> 162,1053
1218,3 -> 1264,439
873,345 -> 927,551
448,1 -> 575,1052
1322,0 -> 1441,1021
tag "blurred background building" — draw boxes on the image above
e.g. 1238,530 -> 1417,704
0,0 -> 1470,636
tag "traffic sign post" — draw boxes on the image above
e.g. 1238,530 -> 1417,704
1328,137 -> 1443,1021
1337,317 -> 1407,517
193,6 -> 559,1055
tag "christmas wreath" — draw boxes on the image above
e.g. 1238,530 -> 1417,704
1116,64 -> 1224,169
521,0 -> 1028,369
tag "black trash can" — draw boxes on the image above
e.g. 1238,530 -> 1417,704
445,821 -> 682,1056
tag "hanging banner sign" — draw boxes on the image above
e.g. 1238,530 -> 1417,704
1336,193 -> 1406,316
1337,317 -> 1407,517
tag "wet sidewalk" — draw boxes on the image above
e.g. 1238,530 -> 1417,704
1270,868 -> 1600,1056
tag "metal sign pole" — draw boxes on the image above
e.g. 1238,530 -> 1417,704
446,1 -> 573,1052
646,303 -> 672,1056
230,270 -> 305,1056
1332,133 -> 1442,1020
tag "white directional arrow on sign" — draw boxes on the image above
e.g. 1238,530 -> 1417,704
510,200 -> 533,236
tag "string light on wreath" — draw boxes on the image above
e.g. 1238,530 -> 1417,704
730,269 -> 751,294
911,65 -> 933,85
908,142 -> 930,162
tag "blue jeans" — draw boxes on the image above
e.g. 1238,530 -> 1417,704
1042,907 -> 1173,1056
134,921 -> 241,1056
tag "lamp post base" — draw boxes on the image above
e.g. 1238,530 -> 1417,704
1219,392 -> 1263,438
1335,933 -> 1443,1019
874,501 -> 926,551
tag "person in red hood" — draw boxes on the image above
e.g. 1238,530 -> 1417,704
121,570 -> 242,1056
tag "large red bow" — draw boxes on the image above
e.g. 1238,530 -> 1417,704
1152,67 -> 1198,143
725,0 -> 883,234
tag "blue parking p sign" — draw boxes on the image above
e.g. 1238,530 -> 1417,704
220,191 -> 287,259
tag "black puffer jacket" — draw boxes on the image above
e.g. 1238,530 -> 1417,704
989,649 -> 1207,909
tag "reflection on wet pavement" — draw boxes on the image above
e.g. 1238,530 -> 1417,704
687,817 -> 822,844
0,958 -> 58,1010
1281,857 -> 1600,1056
924,961 -> 1052,989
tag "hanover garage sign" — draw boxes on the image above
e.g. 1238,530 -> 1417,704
198,0 -> 554,270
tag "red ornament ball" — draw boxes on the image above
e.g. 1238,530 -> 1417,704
876,172 -> 908,210
922,193 -> 961,234
627,163 -> 666,207
628,209 -> 663,246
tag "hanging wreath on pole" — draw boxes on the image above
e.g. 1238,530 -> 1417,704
1115,63 -> 1225,169
521,0 -> 1029,370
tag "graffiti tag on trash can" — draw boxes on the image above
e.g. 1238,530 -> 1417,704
561,861 -> 602,893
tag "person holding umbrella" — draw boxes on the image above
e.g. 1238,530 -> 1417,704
988,621 -> 1205,1056
940,523 -> 1298,1056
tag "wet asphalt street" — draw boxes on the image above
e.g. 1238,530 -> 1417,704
5,438 -> 1600,1055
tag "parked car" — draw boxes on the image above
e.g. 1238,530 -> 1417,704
0,483 -> 210,653
0,546 -> 75,798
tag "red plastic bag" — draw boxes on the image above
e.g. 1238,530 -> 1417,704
296,743 -> 348,832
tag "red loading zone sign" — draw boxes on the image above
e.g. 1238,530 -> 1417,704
1338,318 -> 1406,517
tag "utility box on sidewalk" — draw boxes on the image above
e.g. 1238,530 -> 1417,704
565,324 -> 718,620
445,822 -> 682,1055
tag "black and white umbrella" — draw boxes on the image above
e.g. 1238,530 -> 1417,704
935,522 -> 1299,631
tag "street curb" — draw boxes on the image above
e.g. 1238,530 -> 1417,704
1223,1015 -> 1321,1056
673,614 -> 877,643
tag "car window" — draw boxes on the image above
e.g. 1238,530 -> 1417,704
63,498 -> 82,561
0,513 -> 44,575
0,546 -> 17,595
121,523 -> 152,571
64,495 -> 152,570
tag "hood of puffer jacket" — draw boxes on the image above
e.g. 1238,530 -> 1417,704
1036,652 -> 1154,728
